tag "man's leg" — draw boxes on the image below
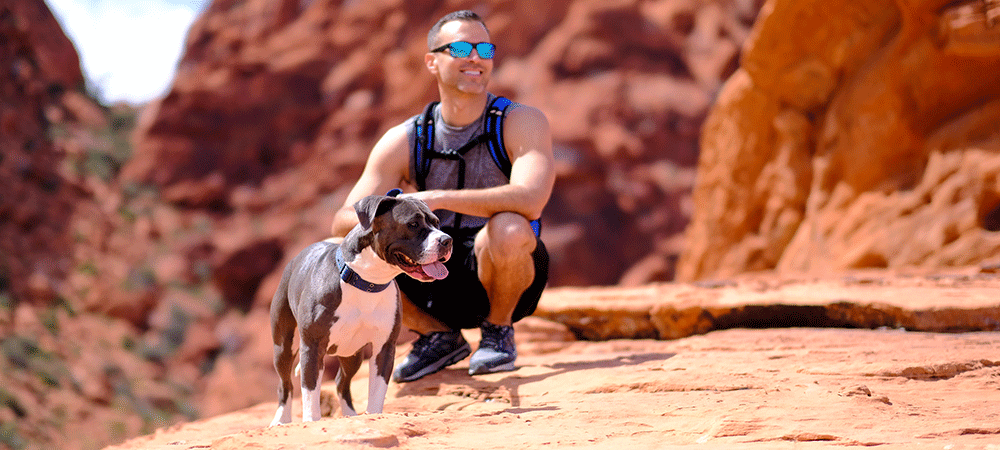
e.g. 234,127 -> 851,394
399,292 -> 451,335
392,289 -> 471,383
475,212 -> 537,325
469,212 -> 537,374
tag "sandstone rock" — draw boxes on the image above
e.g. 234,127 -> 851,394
126,0 -> 759,287
0,0 -> 87,305
537,267 -> 1000,340
13,0 -> 1000,448
678,0 -> 1000,281
106,326 -> 1000,449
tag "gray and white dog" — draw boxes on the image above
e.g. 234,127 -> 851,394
269,192 -> 451,425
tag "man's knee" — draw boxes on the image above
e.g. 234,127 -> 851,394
479,212 -> 536,257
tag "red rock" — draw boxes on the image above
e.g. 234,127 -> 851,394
126,0 -> 755,287
678,0 -> 1000,281
11,0 -> 1000,448
107,325 -> 1000,449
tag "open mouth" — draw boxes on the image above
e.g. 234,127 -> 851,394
461,67 -> 485,78
396,252 -> 449,281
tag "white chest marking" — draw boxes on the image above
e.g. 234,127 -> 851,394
328,279 -> 398,356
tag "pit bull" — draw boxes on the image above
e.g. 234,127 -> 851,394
269,191 -> 451,425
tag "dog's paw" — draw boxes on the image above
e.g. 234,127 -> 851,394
269,405 -> 292,427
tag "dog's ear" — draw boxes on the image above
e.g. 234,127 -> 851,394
353,195 -> 398,231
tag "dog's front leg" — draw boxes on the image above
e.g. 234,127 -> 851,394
336,353 -> 363,417
367,338 -> 395,414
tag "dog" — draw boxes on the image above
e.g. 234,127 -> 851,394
269,191 -> 452,425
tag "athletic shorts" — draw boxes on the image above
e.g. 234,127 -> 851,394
395,227 -> 549,330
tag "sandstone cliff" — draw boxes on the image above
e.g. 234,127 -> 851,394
125,0 -> 761,289
2,2 -> 203,448
4,0 -> 1000,449
678,0 -> 1000,281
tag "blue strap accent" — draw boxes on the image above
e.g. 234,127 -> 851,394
412,96 -> 541,237
484,96 -> 513,179
336,247 -> 392,293
386,188 -> 402,197
413,101 -> 439,191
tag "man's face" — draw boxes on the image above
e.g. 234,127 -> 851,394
426,20 -> 493,95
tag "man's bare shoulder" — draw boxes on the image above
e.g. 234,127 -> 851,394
507,102 -> 548,122
502,103 -> 552,154
369,120 -> 413,162
380,120 -> 412,148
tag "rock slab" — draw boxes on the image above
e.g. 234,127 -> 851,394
105,327 -> 1000,449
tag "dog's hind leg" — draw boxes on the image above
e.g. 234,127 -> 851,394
336,352 -> 364,416
269,282 -> 296,426
298,338 -> 328,422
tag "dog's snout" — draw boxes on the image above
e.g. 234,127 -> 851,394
437,234 -> 453,260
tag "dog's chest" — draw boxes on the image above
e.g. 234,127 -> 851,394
327,281 -> 398,357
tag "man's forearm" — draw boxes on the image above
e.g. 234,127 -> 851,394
408,185 -> 547,221
330,206 -> 359,237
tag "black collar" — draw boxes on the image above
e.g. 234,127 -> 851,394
335,247 -> 392,293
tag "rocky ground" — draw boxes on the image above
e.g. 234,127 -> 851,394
105,269 -> 1000,450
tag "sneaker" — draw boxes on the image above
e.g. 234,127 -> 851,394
468,321 -> 517,375
392,330 -> 471,382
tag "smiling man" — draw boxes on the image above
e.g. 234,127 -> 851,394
330,10 -> 555,381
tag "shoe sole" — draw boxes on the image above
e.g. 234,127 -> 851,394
468,358 -> 517,375
394,343 -> 471,383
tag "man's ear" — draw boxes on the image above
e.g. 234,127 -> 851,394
425,52 -> 438,76
353,195 -> 398,231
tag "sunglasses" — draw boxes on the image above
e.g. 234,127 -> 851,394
431,41 -> 496,59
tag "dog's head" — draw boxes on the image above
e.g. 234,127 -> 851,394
352,193 -> 452,281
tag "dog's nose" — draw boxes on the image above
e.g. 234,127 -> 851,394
439,234 -> 452,250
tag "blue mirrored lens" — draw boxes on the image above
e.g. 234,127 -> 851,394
446,42 -> 495,59
448,42 -> 473,57
474,43 -> 495,59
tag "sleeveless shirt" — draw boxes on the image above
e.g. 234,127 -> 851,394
406,93 -> 515,230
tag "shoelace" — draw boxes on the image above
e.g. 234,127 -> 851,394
479,324 -> 513,352
414,332 -> 460,358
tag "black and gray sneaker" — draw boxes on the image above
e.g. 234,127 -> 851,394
468,321 -> 517,375
392,330 -> 471,383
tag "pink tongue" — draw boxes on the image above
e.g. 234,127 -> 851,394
422,261 -> 449,280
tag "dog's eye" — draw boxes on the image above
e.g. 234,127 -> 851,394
408,221 -> 419,229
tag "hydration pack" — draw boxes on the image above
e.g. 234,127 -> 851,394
413,96 -> 540,236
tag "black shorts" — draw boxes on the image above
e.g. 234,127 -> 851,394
395,227 -> 549,330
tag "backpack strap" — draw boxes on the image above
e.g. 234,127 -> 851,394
484,97 -> 542,236
411,96 -> 541,236
484,96 -> 513,179
413,100 -> 439,192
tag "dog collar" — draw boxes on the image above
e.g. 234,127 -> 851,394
335,247 -> 392,293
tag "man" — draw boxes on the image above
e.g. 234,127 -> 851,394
329,10 -> 555,382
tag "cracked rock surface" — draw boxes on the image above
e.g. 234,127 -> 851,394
107,269 -> 1000,449
106,326 -> 1000,449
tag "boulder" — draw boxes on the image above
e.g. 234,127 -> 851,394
678,0 -> 1000,280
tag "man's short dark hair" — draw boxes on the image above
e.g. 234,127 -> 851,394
427,10 -> 490,50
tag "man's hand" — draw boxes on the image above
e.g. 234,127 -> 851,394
400,190 -> 445,212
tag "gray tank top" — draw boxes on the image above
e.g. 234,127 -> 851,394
406,94 -> 515,230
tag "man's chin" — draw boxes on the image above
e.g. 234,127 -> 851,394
456,83 -> 488,94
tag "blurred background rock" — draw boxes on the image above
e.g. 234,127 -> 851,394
2,0 -> 998,448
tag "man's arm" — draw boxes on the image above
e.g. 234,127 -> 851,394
330,123 -> 411,237
404,105 -> 555,220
